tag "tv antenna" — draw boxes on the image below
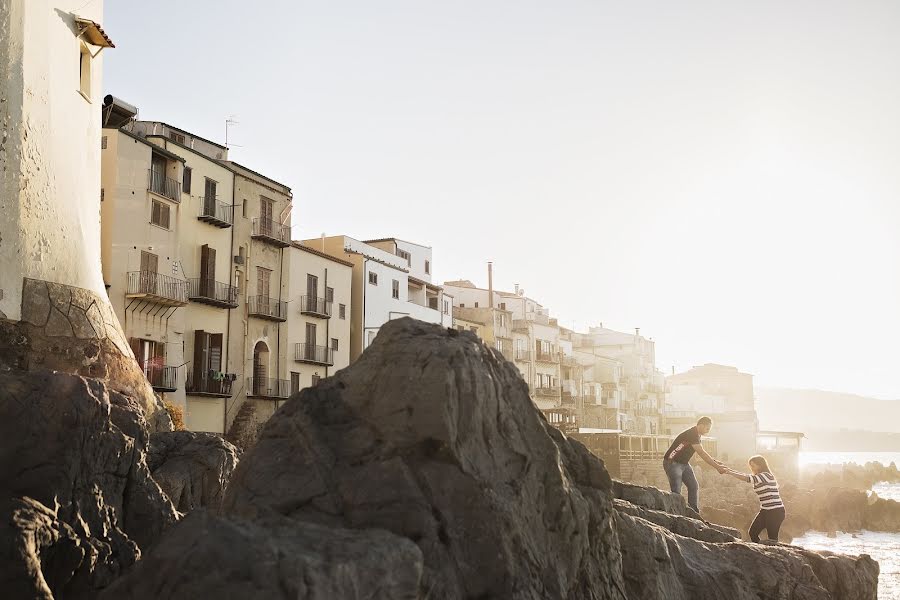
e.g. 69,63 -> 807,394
225,115 -> 242,149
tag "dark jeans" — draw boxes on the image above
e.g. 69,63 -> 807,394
749,507 -> 786,543
663,459 -> 699,513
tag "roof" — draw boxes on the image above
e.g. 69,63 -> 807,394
220,160 -> 291,194
75,17 -> 115,48
290,242 -> 354,267
443,280 -> 476,288
138,121 -> 227,151
363,237 -> 432,249
115,129 -> 185,163
757,430 -> 806,438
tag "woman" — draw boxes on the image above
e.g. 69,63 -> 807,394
723,455 -> 786,543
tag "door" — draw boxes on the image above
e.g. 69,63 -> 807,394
253,341 -> 269,395
204,178 -> 217,216
140,251 -> 158,294
306,274 -> 318,312
260,197 -> 274,235
150,154 -> 167,194
257,267 -> 271,314
305,322 -> 317,360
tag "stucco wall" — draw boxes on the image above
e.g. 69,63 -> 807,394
0,0 -> 107,319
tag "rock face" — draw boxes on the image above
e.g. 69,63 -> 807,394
148,431 -> 240,513
222,320 -> 627,599
99,510 -> 424,600
0,370 -> 178,599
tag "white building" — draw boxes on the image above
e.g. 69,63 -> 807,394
304,236 -> 453,362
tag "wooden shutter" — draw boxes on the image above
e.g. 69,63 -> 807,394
193,330 -> 207,384
140,251 -> 158,273
161,203 -> 170,229
326,287 -> 334,303
200,245 -> 216,295
257,268 -> 271,298
209,333 -> 223,372
183,167 -> 192,194
261,197 -> 273,223
151,201 -> 160,226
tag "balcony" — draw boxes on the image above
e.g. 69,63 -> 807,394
198,197 -> 233,228
533,386 -> 560,397
514,349 -> 532,362
294,343 -> 334,366
251,218 -> 291,247
145,365 -> 177,392
534,351 -> 559,364
561,356 -> 580,368
248,295 -> 288,322
126,271 -> 188,306
512,319 -> 530,332
186,370 -> 235,397
187,278 -> 239,308
147,169 -> 181,203
300,295 -> 332,319
247,377 -> 291,400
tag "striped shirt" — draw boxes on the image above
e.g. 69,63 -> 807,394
748,471 -> 784,510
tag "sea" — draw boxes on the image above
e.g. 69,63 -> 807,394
793,451 -> 900,598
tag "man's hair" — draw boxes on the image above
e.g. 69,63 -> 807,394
697,416 -> 713,427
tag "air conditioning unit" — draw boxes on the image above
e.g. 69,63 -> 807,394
233,255 -> 245,265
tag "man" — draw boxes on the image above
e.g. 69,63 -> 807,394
662,416 -> 726,515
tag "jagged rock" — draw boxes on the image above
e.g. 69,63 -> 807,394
99,510 -> 423,600
613,499 -> 740,543
613,480 -> 698,517
0,370 -> 178,599
148,431 -> 240,513
863,496 -> 900,532
223,319 -> 628,599
616,511 -> 879,600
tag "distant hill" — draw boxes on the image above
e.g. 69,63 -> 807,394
755,388 -> 900,451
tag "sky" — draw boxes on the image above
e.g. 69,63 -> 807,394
103,1 -> 900,399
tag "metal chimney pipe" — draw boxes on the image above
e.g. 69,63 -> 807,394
488,262 -> 494,309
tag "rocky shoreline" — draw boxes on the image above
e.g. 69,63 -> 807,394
0,319 -> 881,599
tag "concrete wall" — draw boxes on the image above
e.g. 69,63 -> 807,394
0,0 -> 107,319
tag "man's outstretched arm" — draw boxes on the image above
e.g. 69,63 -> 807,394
692,444 -> 726,472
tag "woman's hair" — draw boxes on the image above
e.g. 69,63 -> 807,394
748,455 -> 772,474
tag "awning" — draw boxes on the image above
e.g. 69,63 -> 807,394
75,17 -> 115,48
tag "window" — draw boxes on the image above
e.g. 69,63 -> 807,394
199,244 -> 217,296
242,199 -> 248,218
257,267 -> 271,297
339,304 -> 346,319
331,338 -> 339,351
474,302 -> 479,308
326,287 -> 334,303
459,303 -> 465,308
311,374 -> 321,386
204,178 -> 217,202
397,249 -> 411,265
498,313 -> 507,327
260,197 -> 274,224
499,302 -> 506,310
392,280 -> 399,299
183,167 -> 192,194
150,199 -> 171,229
368,272 -> 378,285
79,43 -> 92,100
469,326 -> 478,333
307,274 -> 318,304
428,297 -> 438,309
191,330 -> 224,379
290,372 -> 300,395
425,260 -> 430,274
443,300 -> 449,314
168,131 -> 185,145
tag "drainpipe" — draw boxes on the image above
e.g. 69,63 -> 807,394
276,245 -> 284,382
324,266 -> 329,377
223,173 -> 236,435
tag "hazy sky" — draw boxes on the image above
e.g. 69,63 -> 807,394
104,1 -> 900,399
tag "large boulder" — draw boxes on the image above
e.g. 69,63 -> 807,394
222,319 -> 627,599
148,431 -> 240,512
0,370 -> 178,599
99,510 -> 423,600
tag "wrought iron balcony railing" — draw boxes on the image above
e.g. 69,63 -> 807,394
186,370 -> 235,397
148,169 -> 181,202
251,218 -> 291,247
248,295 -> 288,322
187,278 -> 239,308
198,197 -> 233,228
126,271 -> 188,306
300,295 -> 332,318
145,365 -> 177,392
294,343 -> 334,366
247,377 -> 291,399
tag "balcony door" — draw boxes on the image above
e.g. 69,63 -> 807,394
140,251 -> 158,294
200,244 -> 216,297
260,197 -> 274,235
253,341 -> 269,395
306,274 -> 318,312
305,322 -> 317,360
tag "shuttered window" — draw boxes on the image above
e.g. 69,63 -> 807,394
183,167 -> 192,194
140,251 -> 158,274
199,244 -> 216,296
151,199 -> 170,229
257,267 -> 271,297
205,177 -> 217,201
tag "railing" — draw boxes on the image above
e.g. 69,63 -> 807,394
198,197 -> 234,227
187,278 -> 239,308
514,349 -> 532,362
294,343 -> 334,366
534,351 -> 558,363
534,386 -> 560,397
145,365 -> 177,391
561,356 -> 580,367
126,271 -> 188,305
300,295 -> 332,318
186,370 -> 235,396
248,295 -> 288,321
247,377 -> 292,399
251,218 -> 291,246
148,169 -> 181,202
512,319 -> 530,332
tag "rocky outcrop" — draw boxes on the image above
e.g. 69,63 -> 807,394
0,370 -> 178,599
1,318 -> 882,599
148,431 -> 240,513
99,510 -> 423,600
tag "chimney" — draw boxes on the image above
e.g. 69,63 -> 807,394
514,283 -> 519,295
635,327 -> 640,338
321,233 -> 326,252
488,262 -> 494,309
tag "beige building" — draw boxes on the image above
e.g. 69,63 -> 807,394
100,102 -> 351,439
305,236 -> 453,362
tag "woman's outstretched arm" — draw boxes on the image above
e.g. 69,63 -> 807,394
724,468 -> 751,482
